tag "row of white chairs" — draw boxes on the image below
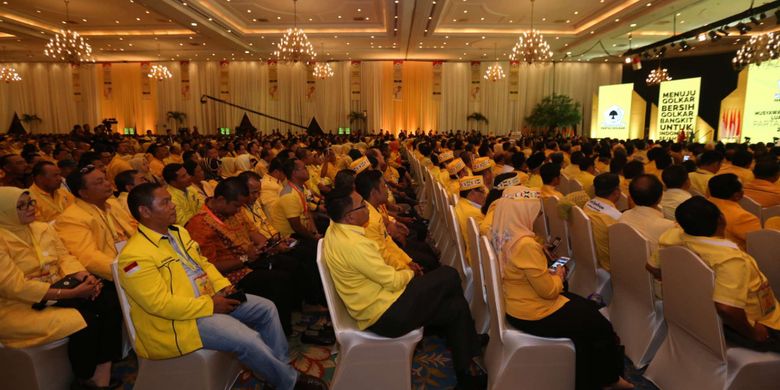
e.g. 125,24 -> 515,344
739,196 -> 780,227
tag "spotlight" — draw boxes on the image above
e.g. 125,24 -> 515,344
750,16 -> 761,26
717,27 -> 729,36
697,32 -> 707,41
737,22 -> 751,35
659,46 -> 667,56
670,41 -> 677,47
624,56 -> 632,64
680,40 -> 690,51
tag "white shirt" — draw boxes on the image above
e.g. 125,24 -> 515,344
659,188 -> 692,221
618,206 -> 676,250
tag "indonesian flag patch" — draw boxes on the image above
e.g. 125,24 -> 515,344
123,261 -> 141,276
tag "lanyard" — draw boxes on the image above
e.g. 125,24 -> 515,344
163,231 -> 201,273
246,204 -> 275,237
89,203 -> 122,244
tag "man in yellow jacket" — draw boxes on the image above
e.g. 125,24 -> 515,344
118,183 -> 326,390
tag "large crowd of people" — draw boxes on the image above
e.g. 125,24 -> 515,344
2,125 -> 780,389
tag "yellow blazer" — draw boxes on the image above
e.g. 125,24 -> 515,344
0,222 -> 86,348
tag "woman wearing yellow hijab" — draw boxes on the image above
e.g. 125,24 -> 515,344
0,187 -> 123,389
490,185 -> 633,390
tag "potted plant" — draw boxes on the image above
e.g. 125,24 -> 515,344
467,112 -> 489,132
166,111 -> 187,131
525,94 -> 582,136
20,113 -> 42,133
348,111 -> 367,132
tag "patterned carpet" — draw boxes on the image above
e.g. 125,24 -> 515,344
114,310 -> 659,390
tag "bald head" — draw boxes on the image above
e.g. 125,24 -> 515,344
629,174 -> 664,207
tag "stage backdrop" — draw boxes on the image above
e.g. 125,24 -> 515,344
1,60 -> 620,135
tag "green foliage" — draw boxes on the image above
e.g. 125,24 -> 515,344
166,111 -> 187,124
20,113 -> 41,123
347,111 -> 367,123
525,94 -> 582,130
466,112 -> 489,124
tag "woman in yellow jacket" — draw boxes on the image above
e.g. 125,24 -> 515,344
490,186 -> 633,390
0,187 -> 123,389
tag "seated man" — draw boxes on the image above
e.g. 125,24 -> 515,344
456,176 -> 487,266
689,150 -> 723,196
114,169 -> 148,217
445,158 -> 469,194
539,163 -> 563,198
28,160 -> 73,222
583,173 -> 623,272
269,159 -> 320,241
575,156 -> 597,196
707,174 -> 761,250
744,159 -> 780,207
719,149 -> 755,184
322,187 -> 486,388
471,157 -> 495,191
525,152 -> 546,189
618,174 -> 675,249
55,166 -> 137,281
260,157 -> 286,215
650,197 -> 780,351
118,183 -> 326,390
1,154 -> 28,188
620,160 -> 645,197
660,164 -> 692,220
164,163 -> 202,226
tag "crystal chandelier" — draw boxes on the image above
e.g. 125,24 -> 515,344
733,32 -> 779,71
0,66 -> 22,83
148,64 -> 173,81
274,0 -> 316,63
509,0 -> 553,64
43,0 -> 95,64
646,67 -> 671,86
483,44 -> 506,82
312,62 -> 334,79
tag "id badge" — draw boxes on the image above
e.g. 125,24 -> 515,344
756,281 -> 776,317
194,273 -> 215,297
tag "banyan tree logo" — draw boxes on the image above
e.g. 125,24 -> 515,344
604,105 -> 626,128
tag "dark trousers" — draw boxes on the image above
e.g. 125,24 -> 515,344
368,266 -> 480,372
288,235 -> 327,306
724,325 -> 780,353
55,282 -> 123,380
238,261 -> 295,335
402,238 -> 440,272
506,292 -> 624,390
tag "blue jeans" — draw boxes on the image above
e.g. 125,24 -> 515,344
197,294 -> 299,390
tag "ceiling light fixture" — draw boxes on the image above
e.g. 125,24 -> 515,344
483,43 -> 506,82
646,67 -> 670,86
0,46 -> 20,82
733,31 -> 779,70
312,44 -> 334,79
148,40 -> 173,81
509,0 -> 553,64
274,0 -> 316,63
43,0 -> 95,64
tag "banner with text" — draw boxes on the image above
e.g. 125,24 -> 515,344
180,61 -> 190,100
742,60 -> 780,143
593,83 -> 633,139
432,61 -> 442,100
656,77 -> 701,140
392,60 -> 403,100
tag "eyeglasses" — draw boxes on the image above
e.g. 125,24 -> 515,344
345,200 -> 367,215
79,164 -> 96,174
16,199 -> 37,211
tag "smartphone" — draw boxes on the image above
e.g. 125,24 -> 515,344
549,257 -> 571,271
683,155 -> 690,161
547,237 -> 562,254
226,289 -> 247,303
287,239 -> 299,249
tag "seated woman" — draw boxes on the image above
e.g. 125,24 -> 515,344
0,187 -> 123,389
490,185 -> 633,390
479,172 -> 521,236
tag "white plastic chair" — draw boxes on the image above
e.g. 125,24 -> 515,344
479,236 -> 576,390
607,223 -> 666,368
532,204 -> 550,240
110,262 -> 242,390
739,196 -> 762,220
559,174 -> 572,195
569,178 -> 584,193
447,205 -> 474,303
317,240 -> 423,390
761,205 -> 780,227
466,217 -> 490,334
0,338 -> 72,390
542,196 -> 571,257
747,229 -> 780,297
567,206 -> 611,302
645,246 -> 780,390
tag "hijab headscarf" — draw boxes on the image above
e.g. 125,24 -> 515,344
220,156 -> 237,178
0,187 -> 33,244
490,185 -> 542,275
234,153 -> 256,173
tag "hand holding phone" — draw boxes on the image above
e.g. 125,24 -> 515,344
226,289 -> 247,303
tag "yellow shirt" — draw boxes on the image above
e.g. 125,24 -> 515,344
561,165 -> 581,180
28,183 -> 73,223
306,165 -> 322,196
455,198 -> 484,266
744,179 -> 780,207
526,173 -> 543,189
323,222 -> 414,329
118,224 -> 230,359
168,185 -> 203,226
384,166 -> 400,185
268,183 -> 311,238
575,171 -> 596,197
689,169 -> 714,196
708,197 -> 761,250
148,157 -> 165,182
583,197 -> 621,272
54,198 -> 136,280
242,201 -> 279,239
541,185 -> 563,199
503,236 -> 569,321
766,216 -> 780,231
514,170 -> 530,185
0,222 -> 86,348
260,174 -> 284,214
619,177 -> 630,197
106,154 -> 133,186
719,165 -> 754,184
652,227 -> 780,330
365,203 -> 412,271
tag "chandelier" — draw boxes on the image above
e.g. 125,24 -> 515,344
312,62 -> 334,79
43,0 -> 95,64
148,64 -> 173,81
483,44 -> 506,81
0,66 -> 22,83
509,0 -> 553,64
733,32 -> 779,71
274,0 -> 316,63
646,67 -> 671,86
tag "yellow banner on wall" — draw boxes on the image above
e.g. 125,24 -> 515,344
742,60 -> 780,143
656,77 -> 701,140
593,83 -> 633,139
